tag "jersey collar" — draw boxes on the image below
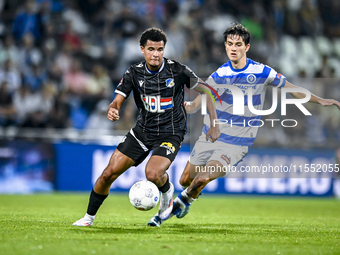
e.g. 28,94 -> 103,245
145,59 -> 165,74
228,58 -> 250,72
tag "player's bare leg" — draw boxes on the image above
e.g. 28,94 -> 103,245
172,160 -> 225,219
145,155 -> 171,187
145,155 -> 174,221
188,160 -> 225,198
73,149 -> 135,226
148,161 -> 214,227
179,161 -> 202,188
94,149 -> 135,195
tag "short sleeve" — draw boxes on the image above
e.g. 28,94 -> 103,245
267,67 -> 286,88
182,65 -> 199,90
114,68 -> 134,98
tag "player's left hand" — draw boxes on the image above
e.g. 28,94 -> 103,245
206,125 -> 220,143
320,99 -> 340,110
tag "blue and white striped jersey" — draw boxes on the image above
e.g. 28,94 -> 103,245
203,58 -> 286,146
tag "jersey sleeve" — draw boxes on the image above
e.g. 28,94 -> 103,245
267,67 -> 286,88
181,64 -> 200,90
114,68 -> 134,98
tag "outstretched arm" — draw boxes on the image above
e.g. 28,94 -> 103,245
194,81 -> 220,142
107,94 -> 126,121
284,81 -> 340,110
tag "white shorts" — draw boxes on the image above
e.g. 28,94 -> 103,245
189,135 -> 248,168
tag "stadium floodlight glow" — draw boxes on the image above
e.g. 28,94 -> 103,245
201,85 -> 312,116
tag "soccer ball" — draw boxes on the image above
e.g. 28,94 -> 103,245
129,180 -> 159,211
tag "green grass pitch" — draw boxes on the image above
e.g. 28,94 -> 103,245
0,193 -> 339,255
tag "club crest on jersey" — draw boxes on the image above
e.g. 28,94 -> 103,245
141,95 -> 173,113
166,78 -> 175,88
246,74 -> 256,84
160,142 -> 175,155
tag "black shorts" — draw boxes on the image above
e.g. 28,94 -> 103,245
117,127 -> 184,166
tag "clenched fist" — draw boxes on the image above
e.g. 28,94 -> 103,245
107,107 -> 120,121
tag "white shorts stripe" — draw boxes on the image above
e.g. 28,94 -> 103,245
129,128 -> 148,152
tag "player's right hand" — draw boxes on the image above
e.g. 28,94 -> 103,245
107,107 -> 119,121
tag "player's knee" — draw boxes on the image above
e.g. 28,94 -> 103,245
99,171 -> 114,184
99,165 -> 120,185
99,151 -> 133,185
179,174 -> 191,187
145,169 -> 161,184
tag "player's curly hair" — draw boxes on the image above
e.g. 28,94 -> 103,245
140,28 -> 167,47
223,23 -> 250,45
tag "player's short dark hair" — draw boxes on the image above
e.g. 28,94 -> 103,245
223,23 -> 250,45
140,28 -> 167,47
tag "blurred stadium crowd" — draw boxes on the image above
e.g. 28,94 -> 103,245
0,0 -> 339,148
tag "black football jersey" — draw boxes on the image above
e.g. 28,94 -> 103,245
115,58 -> 199,135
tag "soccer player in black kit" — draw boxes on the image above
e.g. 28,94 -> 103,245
73,28 -> 220,227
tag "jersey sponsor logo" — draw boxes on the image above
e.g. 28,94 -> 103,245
166,78 -> 175,88
160,142 -> 175,155
221,154 -> 230,165
246,74 -> 257,84
141,95 -> 173,113
276,73 -> 283,79
139,80 -> 144,87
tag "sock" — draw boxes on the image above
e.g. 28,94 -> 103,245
158,174 -> 170,193
86,189 -> 108,216
181,188 -> 196,204
85,213 -> 95,220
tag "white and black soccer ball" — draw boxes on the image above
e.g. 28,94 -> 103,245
129,180 -> 159,211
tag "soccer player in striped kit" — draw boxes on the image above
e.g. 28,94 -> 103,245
73,28 -> 220,227
148,23 -> 340,227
